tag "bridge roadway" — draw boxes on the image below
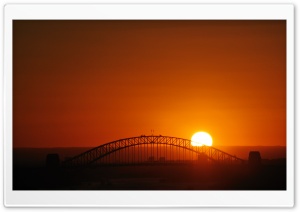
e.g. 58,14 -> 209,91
62,135 -> 245,168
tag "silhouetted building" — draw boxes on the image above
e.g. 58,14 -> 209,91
248,151 -> 261,165
46,153 -> 60,169
197,153 -> 208,164
148,156 -> 155,162
159,157 -> 165,162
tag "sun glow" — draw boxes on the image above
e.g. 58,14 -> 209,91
191,132 -> 213,146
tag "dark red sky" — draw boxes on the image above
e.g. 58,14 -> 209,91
13,20 -> 286,147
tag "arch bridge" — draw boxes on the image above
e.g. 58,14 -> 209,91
62,135 -> 244,168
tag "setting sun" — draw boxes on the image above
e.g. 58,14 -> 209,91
191,132 -> 213,146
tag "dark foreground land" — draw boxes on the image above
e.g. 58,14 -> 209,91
13,162 -> 286,190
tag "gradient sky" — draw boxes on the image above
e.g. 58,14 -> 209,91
13,20 -> 286,147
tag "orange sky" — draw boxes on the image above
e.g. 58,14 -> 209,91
13,20 -> 286,147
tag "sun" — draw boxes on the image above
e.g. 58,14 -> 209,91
191,132 -> 213,146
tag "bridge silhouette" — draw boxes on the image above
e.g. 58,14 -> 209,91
62,135 -> 245,168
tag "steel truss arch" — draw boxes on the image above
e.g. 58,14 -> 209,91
62,135 -> 244,167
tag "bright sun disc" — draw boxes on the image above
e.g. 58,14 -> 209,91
191,132 -> 213,146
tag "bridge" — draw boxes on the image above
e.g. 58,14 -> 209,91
62,135 -> 245,168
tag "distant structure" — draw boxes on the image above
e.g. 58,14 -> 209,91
46,153 -> 60,169
197,153 -> 208,164
248,151 -> 261,165
62,135 -> 245,168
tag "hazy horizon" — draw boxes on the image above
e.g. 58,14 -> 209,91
13,145 -> 286,166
